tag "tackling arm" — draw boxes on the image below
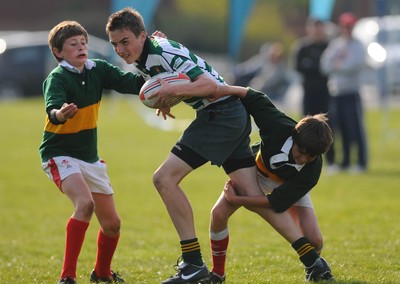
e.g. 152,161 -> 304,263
224,180 -> 272,208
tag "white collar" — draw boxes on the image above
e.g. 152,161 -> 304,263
59,59 -> 96,74
269,137 -> 305,171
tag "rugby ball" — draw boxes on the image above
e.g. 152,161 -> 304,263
139,72 -> 191,109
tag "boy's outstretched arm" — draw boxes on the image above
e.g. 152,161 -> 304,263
208,85 -> 248,101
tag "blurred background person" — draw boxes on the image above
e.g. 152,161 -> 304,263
233,42 -> 291,102
232,43 -> 269,87
321,12 -> 368,173
292,17 -> 337,173
247,42 -> 291,102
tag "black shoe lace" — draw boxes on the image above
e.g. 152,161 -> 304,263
173,256 -> 184,273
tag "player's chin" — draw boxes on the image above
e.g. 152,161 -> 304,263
75,57 -> 87,65
120,55 -> 134,64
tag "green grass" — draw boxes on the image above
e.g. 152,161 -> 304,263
1,96 -> 400,283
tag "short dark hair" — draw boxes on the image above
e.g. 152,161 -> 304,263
48,21 -> 88,62
105,7 -> 146,37
292,113 -> 333,156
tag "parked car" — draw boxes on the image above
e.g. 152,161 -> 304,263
0,31 -> 114,99
352,15 -> 400,94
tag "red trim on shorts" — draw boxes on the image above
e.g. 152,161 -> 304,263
49,158 -> 63,192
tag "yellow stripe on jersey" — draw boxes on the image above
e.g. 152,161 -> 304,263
44,102 -> 100,134
256,149 -> 284,183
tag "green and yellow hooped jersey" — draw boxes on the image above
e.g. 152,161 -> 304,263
39,59 -> 144,163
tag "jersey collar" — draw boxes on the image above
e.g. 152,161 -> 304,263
135,36 -> 150,70
59,59 -> 96,74
269,136 -> 305,171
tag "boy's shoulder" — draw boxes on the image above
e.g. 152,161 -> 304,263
90,58 -> 110,67
151,36 -> 183,51
88,59 -> 121,73
90,58 -> 107,63
46,64 -> 67,79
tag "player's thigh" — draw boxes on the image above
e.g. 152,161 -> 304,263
62,173 -> 93,205
154,152 -> 194,185
227,166 -> 261,196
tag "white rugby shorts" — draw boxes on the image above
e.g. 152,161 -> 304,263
41,156 -> 113,194
256,171 -> 313,208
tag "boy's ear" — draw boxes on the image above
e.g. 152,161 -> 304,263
140,31 -> 147,40
53,47 -> 62,59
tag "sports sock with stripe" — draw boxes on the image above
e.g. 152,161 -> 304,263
291,237 -> 319,267
180,238 -> 203,266
210,227 -> 229,277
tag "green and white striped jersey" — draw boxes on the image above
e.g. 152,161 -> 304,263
134,36 -> 228,110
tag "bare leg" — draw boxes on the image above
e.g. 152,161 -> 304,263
62,173 -> 95,222
153,153 -> 196,240
211,166 -> 304,242
289,206 -> 323,253
210,191 -> 240,232
93,193 -> 120,237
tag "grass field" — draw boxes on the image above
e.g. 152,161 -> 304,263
0,96 -> 399,283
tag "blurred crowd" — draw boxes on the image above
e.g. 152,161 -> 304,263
232,12 -> 369,174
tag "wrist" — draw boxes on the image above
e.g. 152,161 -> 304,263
56,110 -> 66,123
49,109 -> 66,125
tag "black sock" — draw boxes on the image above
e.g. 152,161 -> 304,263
180,238 -> 203,266
291,237 -> 319,267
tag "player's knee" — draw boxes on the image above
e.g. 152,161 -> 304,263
76,198 -> 95,219
152,170 -> 165,191
309,234 -> 324,253
211,204 -> 228,223
102,217 -> 121,237
153,169 -> 177,193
